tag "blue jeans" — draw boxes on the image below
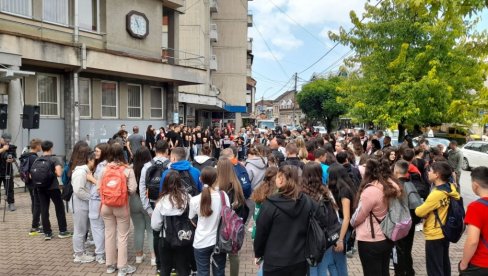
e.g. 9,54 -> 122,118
331,230 -> 350,275
194,246 -> 226,276
309,248 -> 337,276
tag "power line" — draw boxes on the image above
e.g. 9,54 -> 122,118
297,0 -> 384,75
252,70 -> 290,84
265,77 -> 295,100
267,0 -> 328,47
318,50 -> 354,75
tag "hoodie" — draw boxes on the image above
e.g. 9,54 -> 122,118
415,183 -> 461,240
254,193 -> 315,267
151,192 -> 190,232
71,165 -> 92,211
245,157 -> 267,190
192,155 -> 217,171
160,160 -> 202,192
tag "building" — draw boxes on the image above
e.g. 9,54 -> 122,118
0,0 -> 208,158
272,90 -> 302,127
255,99 -> 274,120
178,0 -> 253,130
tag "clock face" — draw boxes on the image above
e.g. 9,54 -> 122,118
126,11 -> 149,38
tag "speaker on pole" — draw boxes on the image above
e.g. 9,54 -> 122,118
0,104 -> 7,130
22,105 -> 40,129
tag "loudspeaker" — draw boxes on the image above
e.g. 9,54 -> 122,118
22,105 -> 40,129
0,104 -> 7,129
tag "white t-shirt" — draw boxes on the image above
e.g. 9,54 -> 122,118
189,189 -> 230,249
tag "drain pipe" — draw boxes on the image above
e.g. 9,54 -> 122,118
73,0 -> 81,145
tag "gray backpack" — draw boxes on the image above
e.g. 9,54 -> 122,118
403,181 -> 423,209
371,196 -> 412,242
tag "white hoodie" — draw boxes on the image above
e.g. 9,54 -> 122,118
151,193 -> 191,232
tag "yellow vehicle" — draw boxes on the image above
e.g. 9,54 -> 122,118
435,126 -> 480,145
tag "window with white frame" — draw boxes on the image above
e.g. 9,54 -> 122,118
0,0 -> 31,17
101,81 -> 117,118
150,87 -> 164,118
37,74 -> 60,116
79,0 -> 98,31
43,0 -> 68,25
127,84 -> 142,118
79,78 -> 91,118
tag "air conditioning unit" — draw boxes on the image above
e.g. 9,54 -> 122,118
210,24 -> 218,42
210,0 -> 218,13
210,55 -> 218,71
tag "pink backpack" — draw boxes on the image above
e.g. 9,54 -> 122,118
214,191 -> 245,254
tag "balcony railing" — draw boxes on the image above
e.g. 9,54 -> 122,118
247,38 -> 253,52
161,47 -> 206,69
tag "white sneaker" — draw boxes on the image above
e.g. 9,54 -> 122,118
73,253 -> 95,263
135,254 -> 145,264
106,265 -> 117,274
118,265 -> 136,276
415,223 -> 423,232
151,257 -> 157,266
96,255 -> 106,264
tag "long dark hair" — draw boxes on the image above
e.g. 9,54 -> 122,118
300,162 -> 327,202
357,159 -> 401,203
68,141 -> 90,177
328,164 -> 357,210
215,159 -> 245,208
199,166 -> 218,217
94,143 -> 110,169
159,170 -> 187,210
277,165 -> 300,200
133,146 -> 152,186
251,166 -> 278,203
108,143 -> 127,164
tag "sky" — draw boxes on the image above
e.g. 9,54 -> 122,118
248,0 -> 488,101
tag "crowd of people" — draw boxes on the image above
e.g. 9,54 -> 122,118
17,122 -> 488,276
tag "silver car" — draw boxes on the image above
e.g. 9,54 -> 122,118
461,141 -> 488,170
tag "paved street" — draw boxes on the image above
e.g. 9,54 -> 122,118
0,172 -> 475,276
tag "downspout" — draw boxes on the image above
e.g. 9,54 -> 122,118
73,0 -> 82,144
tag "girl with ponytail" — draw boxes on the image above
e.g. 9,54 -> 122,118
188,166 -> 230,276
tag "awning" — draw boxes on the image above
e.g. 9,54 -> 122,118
224,105 -> 247,113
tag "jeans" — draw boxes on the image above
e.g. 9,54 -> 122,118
460,263 -> 488,276
358,239 -> 393,276
38,188 -> 67,235
194,246 -> 226,276
309,248 -> 335,276
394,223 -> 416,276
229,253 -> 239,276
28,187 -> 41,229
0,176 -> 14,203
425,238 -> 450,276
159,238 -> 193,276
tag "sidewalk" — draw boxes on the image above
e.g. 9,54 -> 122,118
0,191 -> 466,276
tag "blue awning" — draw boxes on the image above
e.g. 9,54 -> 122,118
224,105 -> 247,113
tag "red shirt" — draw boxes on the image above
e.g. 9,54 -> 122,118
464,197 -> 488,268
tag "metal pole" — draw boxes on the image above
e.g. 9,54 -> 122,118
292,72 -> 297,127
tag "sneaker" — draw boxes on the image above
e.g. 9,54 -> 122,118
8,203 -> 16,211
117,265 -> 136,276
29,228 -> 41,236
415,223 -> 423,232
346,250 -> 353,258
96,256 -> 106,264
135,254 -> 145,264
151,257 -> 156,266
58,231 -> 72,239
107,265 -> 117,274
44,233 -> 53,240
74,253 -> 95,264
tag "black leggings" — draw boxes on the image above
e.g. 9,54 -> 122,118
263,261 -> 307,276
358,240 -> 393,276
159,238 -> 193,276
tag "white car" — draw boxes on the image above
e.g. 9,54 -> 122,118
313,126 -> 327,134
461,141 -> 488,170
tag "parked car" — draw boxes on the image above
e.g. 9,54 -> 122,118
461,141 -> 488,170
435,126 -> 480,145
313,126 -> 327,134
412,137 -> 451,152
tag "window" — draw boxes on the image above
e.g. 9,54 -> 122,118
0,0 -> 31,17
43,0 -> 68,25
127,84 -> 142,118
150,87 -> 164,118
101,81 -> 117,118
79,0 -> 98,31
79,78 -> 91,118
37,74 -> 59,116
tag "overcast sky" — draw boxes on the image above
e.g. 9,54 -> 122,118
249,0 -> 488,101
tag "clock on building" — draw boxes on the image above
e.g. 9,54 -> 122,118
126,11 -> 149,39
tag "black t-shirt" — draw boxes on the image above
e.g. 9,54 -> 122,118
166,130 -> 177,145
38,155 -> 63,190
195,132 -> 203,145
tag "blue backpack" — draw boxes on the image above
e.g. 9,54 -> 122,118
434,195 -> 465,243
477,199 -> 488,249
233,163 -> 251,199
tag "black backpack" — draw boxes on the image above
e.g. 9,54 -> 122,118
19,153 -> 37,184
178,170 -> 199,196
145,160 -> 170,200
410,173 -> 430,200
163,203 -> 195,247
434,196 -> 465,243
320,197 -> 342,249
30,156 -> 56,189
305,196 -> 327,267
61,162 -> 73,201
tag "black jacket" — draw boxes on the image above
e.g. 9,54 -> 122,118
280,157 -> 304,170
271,149 -> 285,166
254,193 -> 317,267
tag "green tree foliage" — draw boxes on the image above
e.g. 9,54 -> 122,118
329,0 -> 488,138
297,76 -> 347,131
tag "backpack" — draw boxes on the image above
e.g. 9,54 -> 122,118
214,191 -> 245,254
434,195 -> 465,243
61,162 -> 73,201
403,181 -> 423,210
305,196 -> 327,267
145,160 -> 170,201
410,173 -> 430,200
178,170 -> 199,197
30,156 -> 56,189
477,199 -> 488,249
371,196 -> 412,242
163,202 -> 195,247
234,164 -> 252,199
19,153 -> 36,183
320,196 -> 342,249
99,164 -> 129,207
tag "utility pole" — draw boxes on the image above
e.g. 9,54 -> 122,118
292,72 -> 297,128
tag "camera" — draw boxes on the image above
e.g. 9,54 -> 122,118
6,144 -> 17,160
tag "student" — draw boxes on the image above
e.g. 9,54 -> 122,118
35,140 -> 71,240
350,159 -> 401,276
459,166 -> 488,275
189,167 -> 229,276
314,148 -> 329,185
151,171 -> 193,276
91,143 -> 109,264
130,147 -> 155,265
20,138 -> 42,236
71,149 -> 97,263
415,161 -> 460,276
254,165 -> 316,276
99,143 -> 137,275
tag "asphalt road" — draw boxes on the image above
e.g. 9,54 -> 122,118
460,170 -> 478,207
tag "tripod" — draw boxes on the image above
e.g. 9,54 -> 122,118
2,156 -> 18,222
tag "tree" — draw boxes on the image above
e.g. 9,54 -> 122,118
330,0 -> 488,141
297,76 -> 347,131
